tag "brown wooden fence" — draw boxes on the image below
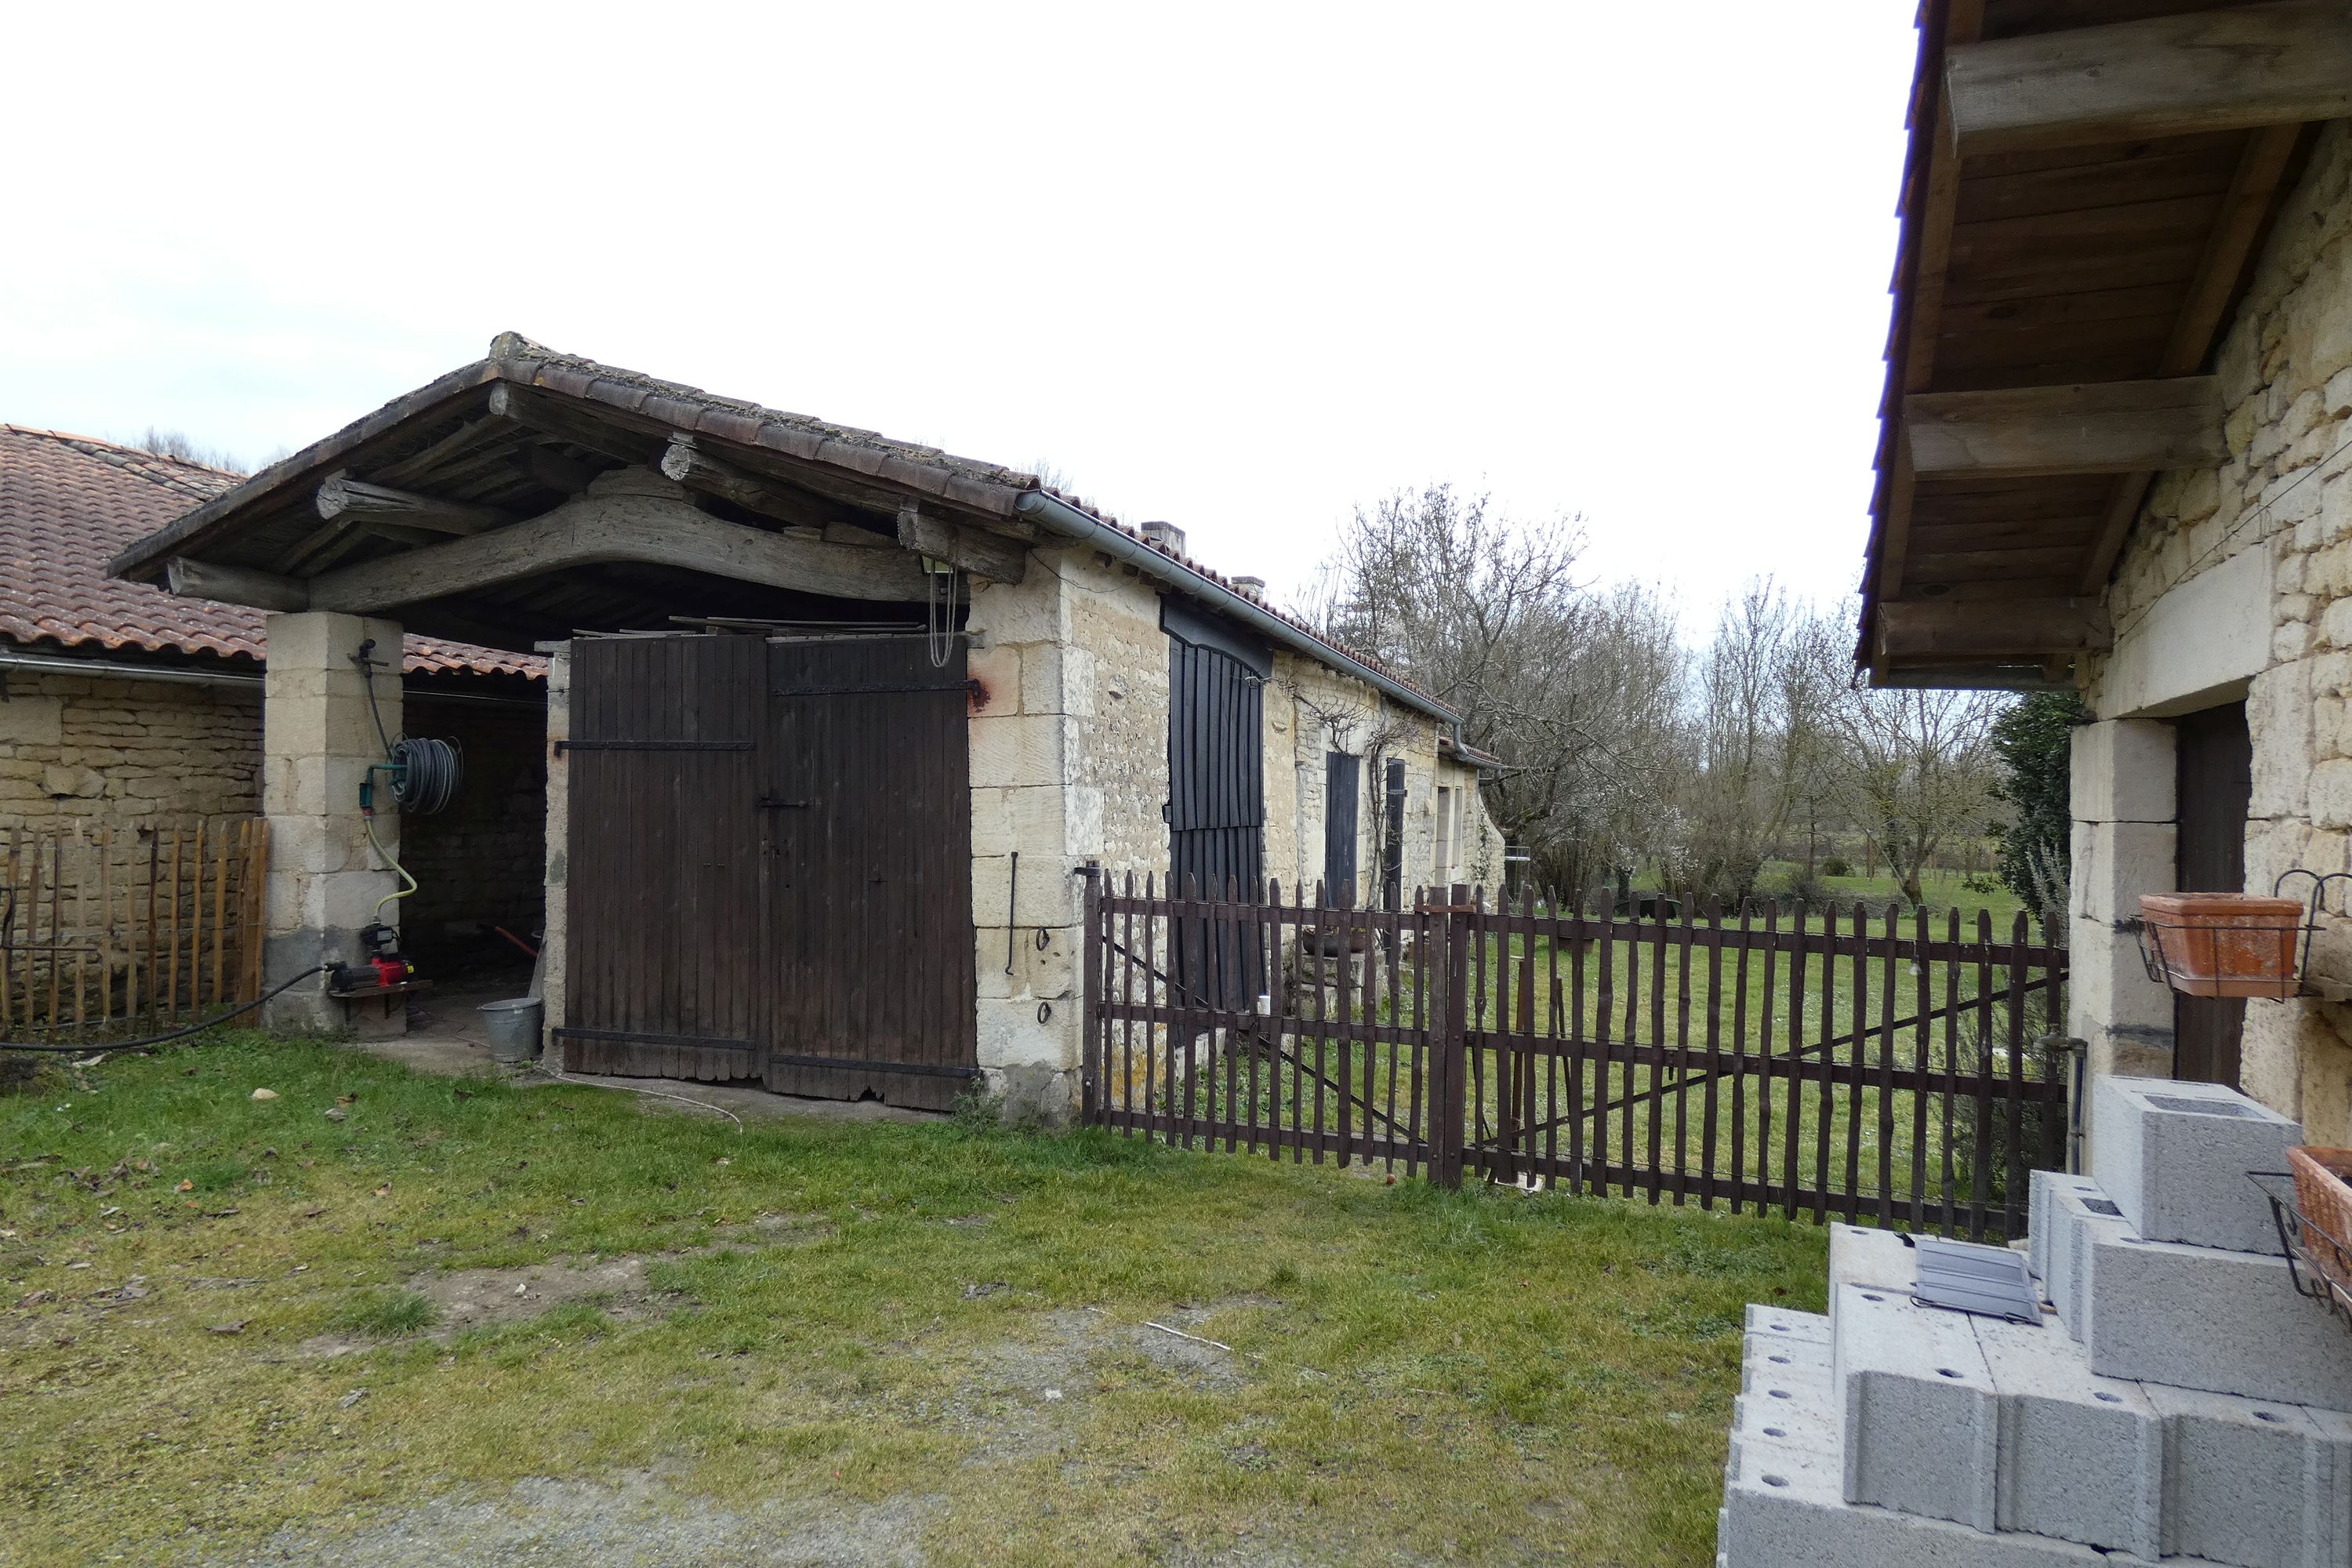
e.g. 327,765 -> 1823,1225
1081,877 -> 2069,1242
1,820 -> 270,1045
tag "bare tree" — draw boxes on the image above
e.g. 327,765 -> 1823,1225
1302,485 -> 1684,899
1822,683 -> 2007,911
131,428 -> 248,474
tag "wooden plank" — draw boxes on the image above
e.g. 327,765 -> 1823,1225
1904,376 -> 2223,477
1947,1 -> 2352,156
2078,125 -> 2303,594
1876,595 -> 2111,659
306,469 -> 930,612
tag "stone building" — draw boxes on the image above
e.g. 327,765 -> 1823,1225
1721,10 -> 2352,1568
0,425 -> 547,980
1855,4 -> 2352,1151
108,337 -> 1501,1116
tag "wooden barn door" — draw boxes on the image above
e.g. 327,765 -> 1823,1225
1164,603 -> 1266,1011
561,635 -> 765,1080
761,635 -> 978,1110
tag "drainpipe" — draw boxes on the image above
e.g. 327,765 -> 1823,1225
1011,490 -> 1475,749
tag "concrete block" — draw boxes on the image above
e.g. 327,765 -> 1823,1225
2148,1381 -> 2339,1568
2072,719 -> 2176,825
1744,1304 -> 1829,1344
1833,1283 -> 1998,1531
2089,1076 -> 2303,1254
1732,1323 -> 1837,1466
2029,1169 -> 2103,1287
1975,1314 -> 2161,1559
1827,1222 -> 1915,1295
2075,1223 -> 2352,1406
1720,1430 -> 2105,1568
1742,1330 -> 1830,1393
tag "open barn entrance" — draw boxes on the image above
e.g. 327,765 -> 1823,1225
557,631 -> 978,1110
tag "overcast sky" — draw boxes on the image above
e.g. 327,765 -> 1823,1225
2,3 -> 1916,630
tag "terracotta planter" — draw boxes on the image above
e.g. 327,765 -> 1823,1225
2137,892 -> 2304,1000
2288,1146 -> 2352,1298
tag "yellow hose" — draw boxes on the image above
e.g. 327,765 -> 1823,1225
363,812 -> 419,923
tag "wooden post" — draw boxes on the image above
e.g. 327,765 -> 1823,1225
1431,882 -> 1472,1190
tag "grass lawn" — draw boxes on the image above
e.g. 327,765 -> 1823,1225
1,1033 -> 1829,1566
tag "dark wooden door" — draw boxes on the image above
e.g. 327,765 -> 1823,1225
2175,702 -> 2252,1087
562,634 -> 765,1080
1323,751 -> 1361,905
761,636 -> 978,1110
1166,622 -> 1265,1011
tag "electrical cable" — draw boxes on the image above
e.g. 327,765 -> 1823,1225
0,964 -> 332,1054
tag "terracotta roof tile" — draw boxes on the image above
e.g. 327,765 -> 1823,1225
0,426 -> 541,678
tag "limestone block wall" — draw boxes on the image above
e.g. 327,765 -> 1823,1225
0,666 -> 260,833
2075,121 -> 2352,1141
538,645 -> 571,1059
260,611 -> 406,1035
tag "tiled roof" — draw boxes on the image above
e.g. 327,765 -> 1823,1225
0,426 -> 542,678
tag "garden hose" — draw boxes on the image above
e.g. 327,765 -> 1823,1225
0,964 -> 332,1053
363,811 -> 421,923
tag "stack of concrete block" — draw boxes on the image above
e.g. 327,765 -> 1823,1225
1720,1077 -> 2352,1568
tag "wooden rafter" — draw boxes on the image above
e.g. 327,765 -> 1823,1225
1946,2 -> 2352,157
1875,596 -> 2111,661
1904,376 -> 2225,478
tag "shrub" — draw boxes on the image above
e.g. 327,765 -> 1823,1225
1819,855 -> 1851,878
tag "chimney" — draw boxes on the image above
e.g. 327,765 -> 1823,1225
1232,575 -> 1266,601
1140,520 -> 1187,555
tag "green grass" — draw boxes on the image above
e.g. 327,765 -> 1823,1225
1,1032 -> 1828,1566
1755,862 -> 2027,927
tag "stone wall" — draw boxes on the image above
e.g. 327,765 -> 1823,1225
965,546 -> 1504,1119
0,666 -> 260,833
397,695 -> 546,978
2074,121 -> 2352,1142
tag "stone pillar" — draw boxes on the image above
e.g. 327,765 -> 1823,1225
966,561 -> 1094,1122
2067,719 -> 2178,1090
260,611 -> 405,1035
538,642 -> 571,1058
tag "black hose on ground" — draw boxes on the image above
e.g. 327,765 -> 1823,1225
0,964 -> 332,1054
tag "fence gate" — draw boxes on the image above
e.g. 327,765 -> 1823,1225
1082,877 -> 2069,1242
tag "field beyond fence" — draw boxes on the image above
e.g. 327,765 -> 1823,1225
1083,877 -> 2068,1243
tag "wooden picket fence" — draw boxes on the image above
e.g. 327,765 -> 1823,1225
0,819 -> 270,1044
1082,876 -> 2070,1242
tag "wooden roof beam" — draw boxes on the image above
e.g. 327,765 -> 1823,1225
1947,2 -> 2352,156
1904,376 -> 2223,480
303,469 -> 928,615
659,434 -> 858,533
895,502 -> 1029,584
1876,597 -> 2111,661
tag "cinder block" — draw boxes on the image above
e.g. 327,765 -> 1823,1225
1833,1283 -> 1998,1531
1827,1222 -> 1915,1295
1720,1428 -> 2104,1568
2307,1404 -> 2352,1568
2028,1169 -> 2103,1287
1742,1330 -> 1830,1393
2076,1224 -> 2352,1407
2046,1181 -> 2134,1340
2089,1076 -> 2303,1253
1976,1314 -> 2161,1559
2148,1381 -> 2340,1568
2072,720 -> 2176,825
1744,1304 -> 1828,1344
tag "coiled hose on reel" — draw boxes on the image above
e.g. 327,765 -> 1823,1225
387,735 -> 461,815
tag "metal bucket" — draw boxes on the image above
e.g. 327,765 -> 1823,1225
479,997 -> 543,1063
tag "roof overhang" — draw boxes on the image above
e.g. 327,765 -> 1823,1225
108,336 -> 1467,726
1857,0 -> 2345,689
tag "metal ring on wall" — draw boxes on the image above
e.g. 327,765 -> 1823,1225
1036,1000 -> 1053,1025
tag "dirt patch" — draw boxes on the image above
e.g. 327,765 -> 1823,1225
411,1253 -> 660,1332
216,1469 -> 943,1567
